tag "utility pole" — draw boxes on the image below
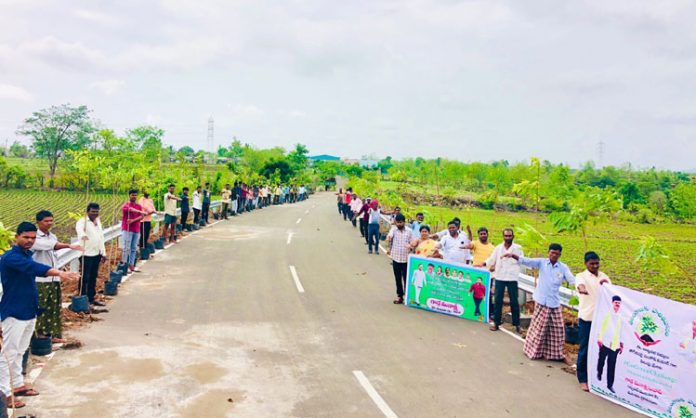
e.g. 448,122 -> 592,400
207,116 -> 214,163
597,140 -> 605,168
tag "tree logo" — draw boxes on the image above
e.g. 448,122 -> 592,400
629,307 -> 670,347
669,399 -> 696,418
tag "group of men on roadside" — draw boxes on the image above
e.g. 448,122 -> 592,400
337,192 -> 614,393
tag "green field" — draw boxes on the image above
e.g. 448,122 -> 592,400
406,205 -> 696,304
0,190 -> 125,241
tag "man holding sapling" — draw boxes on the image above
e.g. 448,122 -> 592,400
575,251 -> 611,392
76,203 -> 107,307
164,184 -> 181,243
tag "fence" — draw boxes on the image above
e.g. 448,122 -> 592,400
55,201 -> 223,271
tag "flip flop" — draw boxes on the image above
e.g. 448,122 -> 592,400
7,397 -> 26,408
393,298 -> 404,304
13,387 -> 39,397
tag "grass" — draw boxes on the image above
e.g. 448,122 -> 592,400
0,190 -> 126,241
406,204 -> 696,304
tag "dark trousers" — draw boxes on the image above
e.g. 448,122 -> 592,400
193,208 -> 201,224
359,218 -> 367,238
597,345 -> 619,389
577,319 -> 592,383
493,280 -> 520,326
202,202 -> 210,222
181,211 -> 189,229
342,204 -> 349,220
473,297 -> 483,316
392,261 -> 407,297
82,254 -> 101,303
222,203 -> 229,219
351,212 -> 357,227
139,221 -> 151,248
337,202 -> 342,214
367,223 -> 380,253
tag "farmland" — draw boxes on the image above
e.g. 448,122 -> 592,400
0,190 -> 125,241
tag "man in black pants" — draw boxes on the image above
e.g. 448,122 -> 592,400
484,228 -> 523,333
180,187 -> 190,230
76,203 -> 107,307
597,295 -> 624,393
386,214 -> 413,304
201,183 -> 211,223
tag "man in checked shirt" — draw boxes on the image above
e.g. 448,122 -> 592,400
386,214 -> 413,305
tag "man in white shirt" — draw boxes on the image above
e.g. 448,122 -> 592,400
411,264 -> 428,306
163,184 -> 180,243
436,220 -> 471,264
575,251 -> 611,392
192,186 -> 203,224
484,228 -> 524,333
76,203 -> 107,307
349,194 -> 362,229
597,295 -> 624,394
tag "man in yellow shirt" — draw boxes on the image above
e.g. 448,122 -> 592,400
463,226 -> 494,267
597,295 -> 624,394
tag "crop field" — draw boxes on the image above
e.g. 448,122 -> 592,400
0,190 -> 125,241
411,205 -> 696,304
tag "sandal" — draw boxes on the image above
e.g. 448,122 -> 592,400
489,325 -> 499,331
393,298 -> 404,304
7,396 -> 26,408
14,387 -> 39,397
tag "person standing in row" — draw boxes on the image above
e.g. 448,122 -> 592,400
367,200 -> 381,255
336,189 -> 344,214
221,184 -> 232,219
437,220 -> 471,264
192,186 -> 202,225
0,222 -> 80,408
386,214 -> 413,304
486,228 -> 524,333
164,184 -> 180,243
575,251 -> 611,392
231,182 -> 239,215
505,243 -> 575,361
138,192 -> 156,249
354,197 -> 371,241
122,189 -> 145,272
411,212 -> 425,235
202,183 -> 211,223
350,193 -> 362,228
466,226 -> 494,267
32,210 -> 82,341
180,187 -> 190,230
76,203 -> 106,307
343,188 -> 352,221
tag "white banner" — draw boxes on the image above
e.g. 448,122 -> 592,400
589,284 -> 696,417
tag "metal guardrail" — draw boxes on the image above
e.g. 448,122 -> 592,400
55,201 -> 223,270
378,213 -> 577,310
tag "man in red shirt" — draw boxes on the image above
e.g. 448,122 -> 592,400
343,188 -> 352,221
469,277 -> 486,318
121,189 -> 147,272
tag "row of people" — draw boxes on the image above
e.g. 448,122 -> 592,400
338,192 -> 614,393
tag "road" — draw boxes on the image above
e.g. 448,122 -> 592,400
27,192 -> 638,418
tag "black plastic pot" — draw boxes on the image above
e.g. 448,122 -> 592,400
109,271 -> 123,284
117,262 -> 129,275
199,220 -> 206,227
154,239 -> 165,250
104,280 -> 118,296
192,224 -> 199,230
30,335 -> 52,356
176,224 -> 183,232
186,224 -> 193,232
565,325 -> 580,344
70,295 -> 90,313
139,248 -> 150,260
146,242 -> 156,252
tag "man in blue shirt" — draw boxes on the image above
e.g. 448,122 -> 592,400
504,243 -> 575,361
0,222 -> 79,408
411,212 -> 425,234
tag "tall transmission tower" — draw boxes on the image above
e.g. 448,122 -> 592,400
207,116 -> 214,163
597,140 -> 605,168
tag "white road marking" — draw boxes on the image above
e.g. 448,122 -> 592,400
497,324 -> 525,343
305,209 -> 310,214
296,218 -> 302,224
289,265 -> 305,293
352,371 -> 398,418
287,232 -> 294,245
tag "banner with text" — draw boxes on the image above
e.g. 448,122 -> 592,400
589,284 -> 696,417
405,255 -> 490,322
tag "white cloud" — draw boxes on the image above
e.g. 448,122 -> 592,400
73,9 -> 120,25
18,36 -> 105,70
0,84 -> 33,102
89,79 -> 125,96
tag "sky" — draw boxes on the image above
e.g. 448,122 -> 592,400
1,0 -> 696,171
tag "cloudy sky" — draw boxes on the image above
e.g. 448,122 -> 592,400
1,0 -> 696,170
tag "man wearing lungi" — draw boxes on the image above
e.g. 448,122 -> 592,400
504,243 -> 575,361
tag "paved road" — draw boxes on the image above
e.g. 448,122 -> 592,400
28,192 -> 638,417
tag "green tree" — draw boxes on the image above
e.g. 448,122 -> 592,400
669,183 -> 696,220
126,125 -> 164,162
288,143 -> 309,170
179,146 -> 195,156
16,104 -> 94,184
9,141 -> 31,158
